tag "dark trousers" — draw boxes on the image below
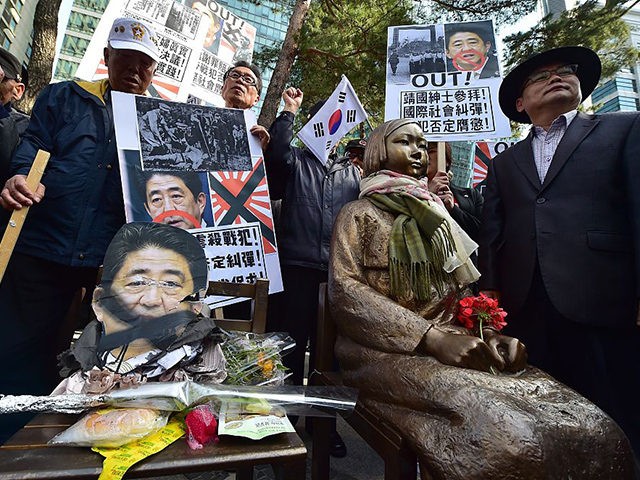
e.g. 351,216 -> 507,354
267,265 -> 327,387
505,267 -> 640,457
0,252 -> 97,443
267,265 -> 339,433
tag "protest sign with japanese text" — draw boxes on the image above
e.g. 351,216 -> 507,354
473,140 -> 518,195
111,92 -> 282,306
185,0 -> 257,106
385,21 -> 511,141
75,0 -> 254,106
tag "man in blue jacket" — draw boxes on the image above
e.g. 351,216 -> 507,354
264,87 -> 360,456
0,17 -> 160,443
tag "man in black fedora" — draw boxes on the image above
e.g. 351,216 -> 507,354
478,46 -> 640,457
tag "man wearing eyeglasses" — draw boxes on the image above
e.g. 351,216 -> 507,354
220,61 -> 270,150
479,46 -> 640,458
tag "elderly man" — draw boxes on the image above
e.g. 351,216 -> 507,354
0,48 -> 29,185
0,17 -> 159,443
220,60 -> 269,150
142,171 -> 207,229
478,46 -> 640,457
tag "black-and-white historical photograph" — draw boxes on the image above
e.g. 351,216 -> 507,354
164,1 -> 202,39
136,96 -> 252,172
387,25 -> 446,85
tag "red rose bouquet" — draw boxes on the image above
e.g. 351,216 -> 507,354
456,293 -> 507,341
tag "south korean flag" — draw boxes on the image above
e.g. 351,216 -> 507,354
298,75 -> 368,165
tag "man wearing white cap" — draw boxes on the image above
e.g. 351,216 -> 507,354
0,17 -> 159,443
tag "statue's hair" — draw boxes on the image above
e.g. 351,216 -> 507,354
362,119 -> 421,177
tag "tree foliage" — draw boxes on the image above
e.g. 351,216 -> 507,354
503,0 -> 640,80
422,0 -> 535,24
16,0 -> 62,114
257,0 -> 311,127
295,0 -> 414,125
256,0 -> 540,125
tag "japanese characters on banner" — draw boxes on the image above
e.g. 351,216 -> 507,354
111,91 -> 282,307
297,75 -> 368,164
186,0 -> 257,106
76,0 -> 207,101
385,21 -> 511,141
193,224 -> 266,284
473,140 -> 517,195
75,0 -> 255,106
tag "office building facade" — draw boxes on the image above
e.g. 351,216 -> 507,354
590,7 -> 640,113
0,0 -> 36,68
539,0 -> 640,113
54,0 -> 108,81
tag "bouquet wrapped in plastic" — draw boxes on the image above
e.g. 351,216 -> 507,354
221,332 -> 294,386
0,381 -> 358,416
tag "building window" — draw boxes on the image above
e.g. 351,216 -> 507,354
54,59 -> 80,80
61,35 -> 90,56
591,80 -> 617,103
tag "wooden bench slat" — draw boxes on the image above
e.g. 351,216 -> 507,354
0,413 -> 306,480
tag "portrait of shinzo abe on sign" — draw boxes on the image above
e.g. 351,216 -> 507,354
385,20 -> 510,142
111,92 -> 283,308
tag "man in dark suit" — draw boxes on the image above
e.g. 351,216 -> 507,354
478,46 -> 640,457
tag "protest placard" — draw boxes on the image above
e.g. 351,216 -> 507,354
473,140 -> 518,195
75,0 -> 208,101
112,92 -> 283,306
74,0 -> 254,106
385,20 -> 511,141
185,0 -> 257,106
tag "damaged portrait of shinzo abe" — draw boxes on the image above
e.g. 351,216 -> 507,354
55,222 -> 226,395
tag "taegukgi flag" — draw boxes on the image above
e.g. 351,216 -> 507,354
298,75 -> 368,164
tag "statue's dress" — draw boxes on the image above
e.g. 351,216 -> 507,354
329,199 -> 634,479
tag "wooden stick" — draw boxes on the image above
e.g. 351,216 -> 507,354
0,150 -> 50,283
437,141 -> 446,172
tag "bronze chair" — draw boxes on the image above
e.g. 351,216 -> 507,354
208,278 -> 269,333
311,282 -> 418,480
